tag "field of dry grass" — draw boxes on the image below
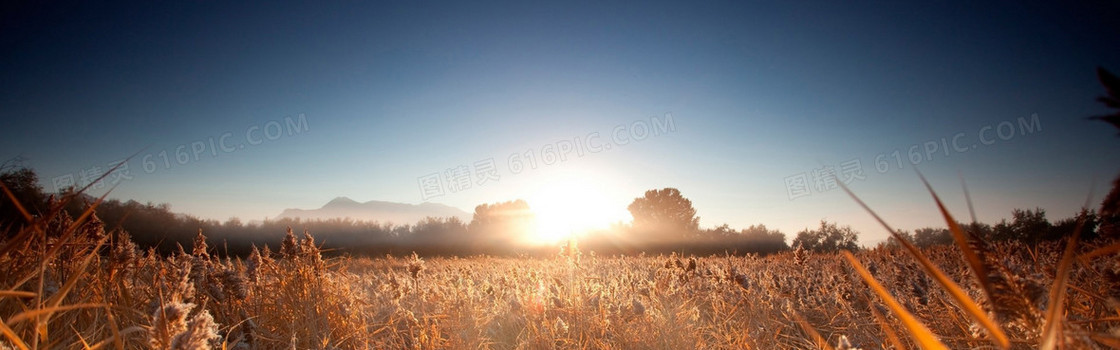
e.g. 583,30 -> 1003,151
2,192 -> 1119,350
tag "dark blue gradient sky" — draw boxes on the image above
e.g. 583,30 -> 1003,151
2,1 -> 1118,244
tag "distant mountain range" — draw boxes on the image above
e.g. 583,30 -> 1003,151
274,197 -> 470,224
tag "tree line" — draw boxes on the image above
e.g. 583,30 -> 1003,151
0,176 -> 788,256
5,66 -> 1120,257
2,166 -> 1115,257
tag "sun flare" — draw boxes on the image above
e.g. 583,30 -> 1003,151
525,178 -> 627,244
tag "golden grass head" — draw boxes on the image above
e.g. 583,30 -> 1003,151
149,301 -> 194,349
408,251 -> 425,279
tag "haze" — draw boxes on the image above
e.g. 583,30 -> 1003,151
2,1 -> 1119,245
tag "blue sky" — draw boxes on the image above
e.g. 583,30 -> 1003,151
2,1 -> 1118,244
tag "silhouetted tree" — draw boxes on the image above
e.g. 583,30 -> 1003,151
792,220 -> 859,253
0,166 -> 48,231
990,208 -> 1050,243
705,223 -> 735,237
1047,209 -> 1099,241
412,216 -> 468,241
914,227 -> 953,247
883,229 -> 914,248
963,221 -> 994,242
223,217 -> 244,229
739,224 -> 789,252
467,200 -> 535,242
627,188 -> 699,238
391,224 -> 413,238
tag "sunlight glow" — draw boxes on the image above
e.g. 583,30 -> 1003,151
526,177 -> 627,244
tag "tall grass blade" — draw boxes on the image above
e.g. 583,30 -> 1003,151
45,236 -> 106,309
87,326 -> 145,350
838,178 -> 1010,348
785,302 -> 833,350
1039,211 -> 1088,349
64,152 -> 136,200
842,251 -> 948,349
959,173 -> 979,224
869,304 -> 907,350
0,319 -> 29,350
915,173 -> 996,300
1088,333 -> 1120,348
0,182 -> 33,224
1079,241 -> 1120,261
0,291 -> 37,299
101,306 -> 123,350
6,304 -> 109,326
62,184 -> 116,236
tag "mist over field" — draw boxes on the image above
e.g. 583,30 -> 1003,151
2,1 -> 1120,349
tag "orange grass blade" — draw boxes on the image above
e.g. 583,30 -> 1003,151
1039,216 -> 1085,350
28,186 -> 117,292
1088,333 -> 1120,349
915,173 -> 994,298
1079,241 -> 1120,261
65,151 -> 136,198
959,173 -> 979,224
6,303 -> 108,326
914,173 -> 1011,348
842,251 -> 948,349
62,183 -> 117,236
19,235 -> 110,342
47,150 -> 136,230
1039,187 -> 1094,350
0,227 -> 36,261
87,326 -> 145,350
785,303 -> 833,350
838,178 -> 1010,348
75,330 -> 92,349
0,319 -> 29,350
45,236 -> 107,309
0,291 -> 37,299
869,304 -> 907,350
0,182 -> 32,223
102,306 -> 124,350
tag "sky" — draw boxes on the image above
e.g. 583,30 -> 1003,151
2,1 -> 1119,245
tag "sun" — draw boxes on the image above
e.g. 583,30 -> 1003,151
525,178 -> 627,245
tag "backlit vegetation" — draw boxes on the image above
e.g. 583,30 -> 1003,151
1,66 -> 1119,349
0,182 -> 1118,349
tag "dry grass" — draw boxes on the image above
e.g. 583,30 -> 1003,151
2,187 -> 1119,349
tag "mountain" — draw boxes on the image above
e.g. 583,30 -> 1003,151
274,196 -> 470,224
